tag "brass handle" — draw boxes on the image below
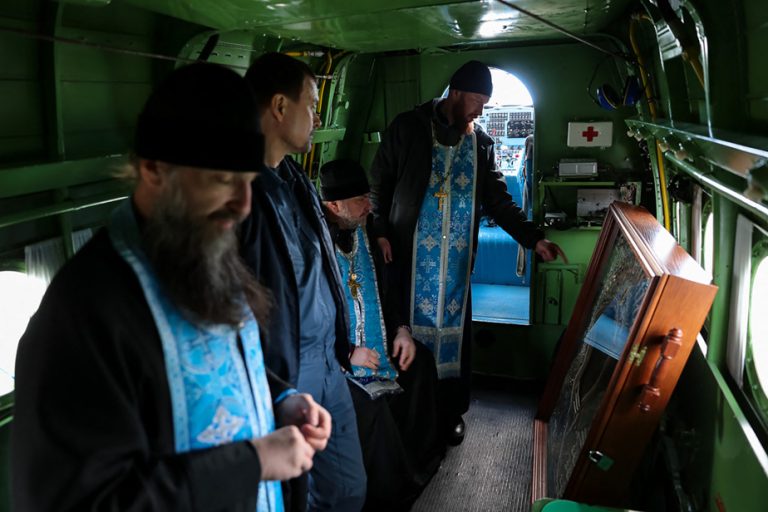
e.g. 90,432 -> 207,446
638,327 -> 683,413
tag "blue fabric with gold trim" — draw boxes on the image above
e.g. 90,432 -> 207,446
335,226 -> 401,399
411,132 -> 478,379
108,200 -> 282,512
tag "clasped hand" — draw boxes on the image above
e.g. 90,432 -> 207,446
252,393 -> 331,481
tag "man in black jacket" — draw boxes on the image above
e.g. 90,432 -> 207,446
240,53 -> 366,511
369,60 -> 566,445
12,63 -> 329,512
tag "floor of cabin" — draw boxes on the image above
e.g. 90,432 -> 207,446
413,377 -> 539,512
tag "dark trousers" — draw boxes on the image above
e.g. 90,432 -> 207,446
298,352 -> 366,512
349,341 -> 443,511
436,295 -> 473,431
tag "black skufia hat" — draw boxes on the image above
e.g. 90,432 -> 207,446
134,62 -> 264,171
449,60 -> 493,97
319,159 -> 370,201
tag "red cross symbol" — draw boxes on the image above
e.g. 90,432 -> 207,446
582,126 -> 599,142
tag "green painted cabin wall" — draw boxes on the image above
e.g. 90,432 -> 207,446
0,0 -> 199,166
670,346 -> 768,511
700,0 -> 746,130
630,1 -> 768,508
742,0 -> 768,129
335,54 -> 378,164
0,1 -> 46,164
662,181 -> 768,510
0,0 -> 202,259
54,4 -> 153,159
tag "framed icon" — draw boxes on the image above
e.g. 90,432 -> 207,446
532,201 -> 717,507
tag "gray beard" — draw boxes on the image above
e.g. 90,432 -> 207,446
143,184 -> 270,327
337,215 -> 365,230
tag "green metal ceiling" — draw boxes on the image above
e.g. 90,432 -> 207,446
119,0 -> 635,52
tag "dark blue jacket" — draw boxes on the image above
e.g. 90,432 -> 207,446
240,157 -> 352,386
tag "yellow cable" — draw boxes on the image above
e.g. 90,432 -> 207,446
630,14 -> 658,119
631,14 -> 672,231
306,51 -> 348,178
305,52 -> 332,177
683,50 -> 705,88
656,141 -> 671,231
283,51 -> 325,58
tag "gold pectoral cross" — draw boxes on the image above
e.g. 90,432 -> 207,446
348,272 -> 361,299
434,189 -> 448,211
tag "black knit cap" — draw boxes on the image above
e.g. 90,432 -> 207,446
134,62 -> 264,171
319,159 -> 370,201
449,60 -> 493,97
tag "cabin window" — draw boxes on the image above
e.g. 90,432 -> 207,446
0,270 -> 46,397
690,188 -> 713,343
747,256 -> 768,408
703,211 -> 714,280
745,238 -> 768,425
0,229 -> 93,396
674,201 -> 682,247
673,199 -> 692,254
690,186 -> 710,275
24,228 -> 94,287
726,215 -> 768,433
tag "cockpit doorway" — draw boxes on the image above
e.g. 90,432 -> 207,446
446,68 -> 535,325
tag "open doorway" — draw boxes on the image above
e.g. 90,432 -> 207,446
446,67 -> 535,324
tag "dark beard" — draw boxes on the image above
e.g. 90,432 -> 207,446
450,100 -> 471,134
434,101 -> 467,147
143,184 -> 271,327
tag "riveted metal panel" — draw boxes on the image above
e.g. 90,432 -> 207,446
121,0 -> 634,52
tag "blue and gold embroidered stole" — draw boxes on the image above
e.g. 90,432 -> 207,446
108,201 -> 282,512
410,131 -> 478,379
335,227 -> 401,398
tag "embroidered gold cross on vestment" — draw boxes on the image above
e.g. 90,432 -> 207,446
434,189 -> 448,211
348,272 -> 361,299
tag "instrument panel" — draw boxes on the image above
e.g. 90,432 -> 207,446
477,106 -> 534,174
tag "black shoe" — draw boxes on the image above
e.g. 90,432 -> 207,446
447,417 -> 465,446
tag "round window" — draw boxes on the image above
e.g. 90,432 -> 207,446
749,257 -> 768,393
0,271 -> 47,396
703,212 -> 714,279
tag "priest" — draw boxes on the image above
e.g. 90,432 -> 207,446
320,159 -> 443,511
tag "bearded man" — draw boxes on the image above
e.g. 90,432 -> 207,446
369,60 -> 567,446
320,159 -> 443,511
12,63 -> 329,511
